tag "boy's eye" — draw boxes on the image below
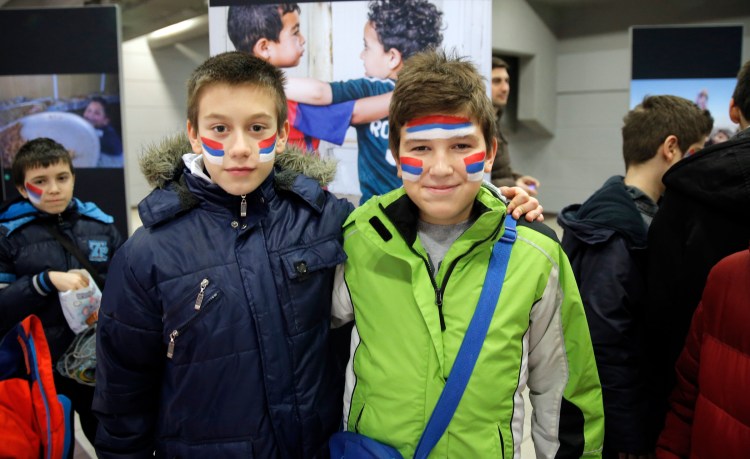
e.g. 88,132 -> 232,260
410,145 -> 430,152
212,125 -> 228,134
250,124 -> 265,133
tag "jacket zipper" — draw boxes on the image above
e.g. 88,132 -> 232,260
167,283 -> 219,359
413,219 -> 502,332
240,194 -> 247,217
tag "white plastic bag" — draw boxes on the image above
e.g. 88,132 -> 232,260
58,271 -> 101,334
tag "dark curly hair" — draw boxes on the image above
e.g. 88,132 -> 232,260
368,0 -> 443,60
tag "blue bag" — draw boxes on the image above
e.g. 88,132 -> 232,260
329,431 -> 403,459
329,218 -> 518,459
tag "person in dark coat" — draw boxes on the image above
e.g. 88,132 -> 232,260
558,95 -> 711,459
489,57 -> 540,195
644,60 -> 750,447
0,137 -> 124,446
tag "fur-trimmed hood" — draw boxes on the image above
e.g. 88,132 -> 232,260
138,132 -> 338,190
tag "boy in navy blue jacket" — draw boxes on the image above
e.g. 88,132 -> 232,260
0,137 -> 124,445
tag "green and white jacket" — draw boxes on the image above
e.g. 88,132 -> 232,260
332,185 -> 604,458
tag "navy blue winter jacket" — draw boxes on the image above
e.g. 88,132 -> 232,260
93,159 -> 354,458
0,197 -> 123,361
558,176 -> 651,456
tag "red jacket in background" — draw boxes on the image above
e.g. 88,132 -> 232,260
657,246 -> 750,458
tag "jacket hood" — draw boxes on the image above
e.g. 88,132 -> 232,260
662,127 -> 750,210
558,175 -> 647,249
138,132 -> 338,190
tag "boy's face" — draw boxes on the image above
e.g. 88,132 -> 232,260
187,82 -> 289,196
17,161 -> 75,215
83,101 -> 109,128
267,11 -> 305,68
360,22 -> 396,79
396,114 -> 496,225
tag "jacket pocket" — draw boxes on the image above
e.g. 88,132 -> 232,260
162,277 -> 224,365
497,423 -> 506,459
278,238 -> 346,335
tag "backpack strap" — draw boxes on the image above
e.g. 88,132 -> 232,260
44,225 -> 105,290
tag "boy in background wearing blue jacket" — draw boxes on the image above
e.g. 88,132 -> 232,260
0,137 -> 124,447
558,96 -> 711,459
331,50 -> 603,458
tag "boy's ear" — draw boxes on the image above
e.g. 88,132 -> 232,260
484,137 -> 498,172
661,134 -> 679,162
276,119 -> 290,153
16,185 -> 28,199
186,120 -> 203,155
729,97 -> 742,124
252,38 -> 271,61
387,48 -> 403,71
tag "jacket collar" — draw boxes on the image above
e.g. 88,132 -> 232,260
0,198 -> 112,236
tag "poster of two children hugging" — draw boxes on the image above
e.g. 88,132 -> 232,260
208,0 -> 492,203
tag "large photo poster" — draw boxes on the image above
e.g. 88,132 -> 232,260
208,0 -> 492,203
630,25 -> 743,148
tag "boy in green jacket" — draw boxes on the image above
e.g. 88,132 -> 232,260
332,50 -> 604,458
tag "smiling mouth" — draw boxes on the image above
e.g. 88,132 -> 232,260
425,184 -> 457,193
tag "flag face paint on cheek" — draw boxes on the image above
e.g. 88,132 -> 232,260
258,134 -> 277,163
200,137 -> 225,165
25,183 -> 43,205
464,152 -> 486,182
404,115 -> 475,140
400,156 -> 423,182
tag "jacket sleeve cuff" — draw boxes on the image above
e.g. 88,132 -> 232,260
32,270 -> 57,296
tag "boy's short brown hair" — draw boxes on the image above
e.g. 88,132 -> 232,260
227,3 -> 300,53
388,49 -> 495,159
187,51 -> 288,131
12,137 -> 73,187
622,95 -> 712,168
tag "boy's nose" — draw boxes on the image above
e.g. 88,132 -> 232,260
228,134 -> 254,158
429,153 -> 453,176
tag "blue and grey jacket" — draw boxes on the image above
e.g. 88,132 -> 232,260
0,196 -> 123,361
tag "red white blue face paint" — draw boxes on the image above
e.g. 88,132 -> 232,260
25,182 -> 43,205
258,134 -> 277,163
200,137 -> 225,165
400,156 -> 423,182
463,152 -> 486,182
404,115 -> 475,140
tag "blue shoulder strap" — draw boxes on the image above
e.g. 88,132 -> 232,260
413,217 -> 518,459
